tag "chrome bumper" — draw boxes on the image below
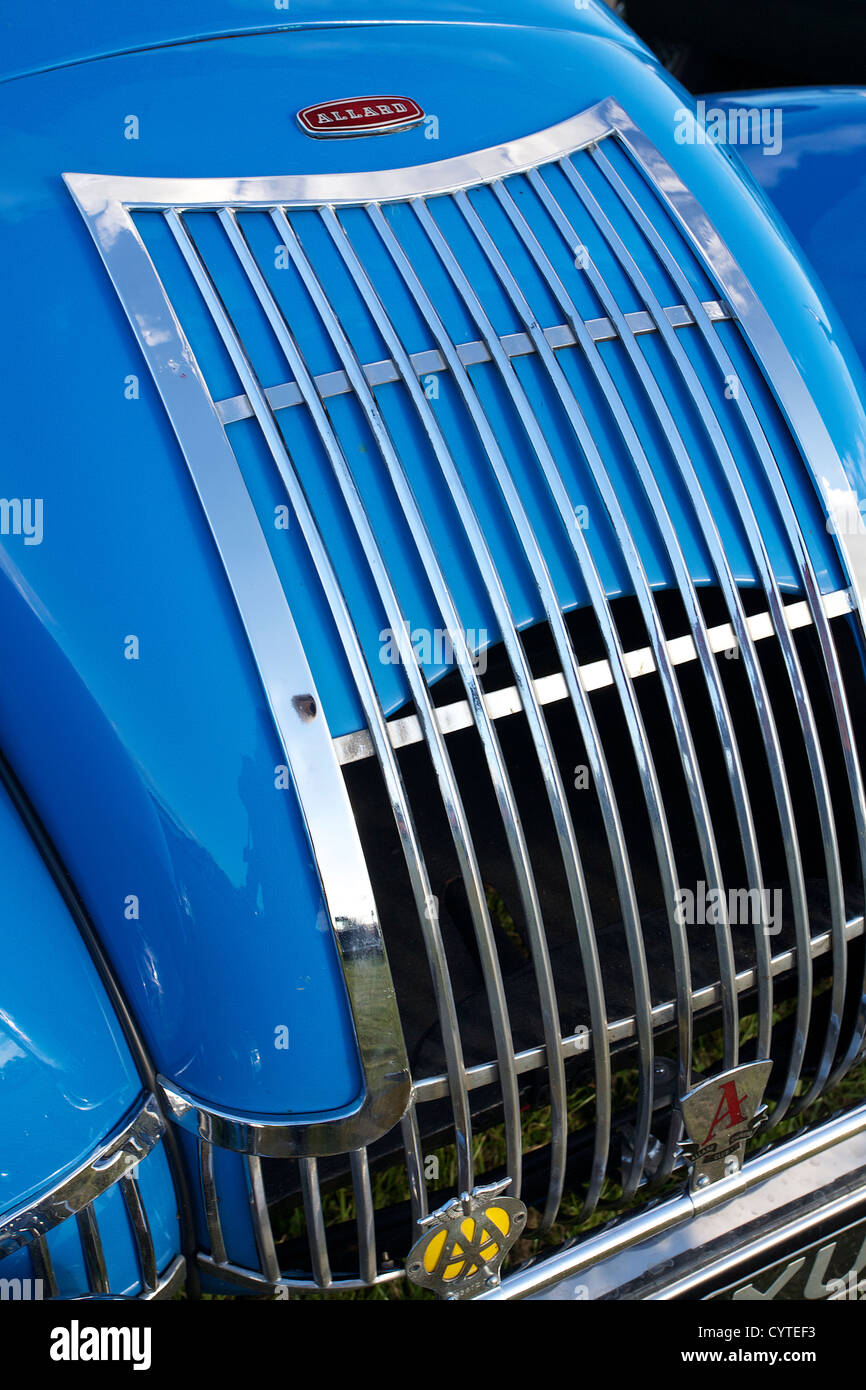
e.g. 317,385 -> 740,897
481,1098 -> 866,1299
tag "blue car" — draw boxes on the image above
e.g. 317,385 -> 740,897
3,0 -> 866,1304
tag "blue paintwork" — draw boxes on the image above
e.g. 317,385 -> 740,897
707,88 -> 866,373
0,0 -> 641,83
0,769 -> 181,1291
3,2 -> 866,1295
0,777 -> 139,1217
0,1140 -> 180,1296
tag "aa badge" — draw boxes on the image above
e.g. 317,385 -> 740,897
679,1060 -> 771,1192
405,1180 -> 526,1299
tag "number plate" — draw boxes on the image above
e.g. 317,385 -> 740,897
708,1214 -> 866,1300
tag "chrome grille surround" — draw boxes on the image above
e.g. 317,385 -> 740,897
66,97 -> 866,1293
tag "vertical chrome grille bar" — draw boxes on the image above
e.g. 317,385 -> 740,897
318,202 -> 571,1222
246,1155 -> 281,1285
350,1149 -> 378,1286
400,1103 -> 429,1235
212,208 -> 475,1194
30,1234 -> 58,1298
260,206 -> 523,1197
198,1137 -> 228,1265
119,1173 -> 158,1294
561,153 -> 849,1108
367,200 -> 615,1218
593,141 -> 866,1099
76,1205 -> 109,1294
300,1157 -> 332,1289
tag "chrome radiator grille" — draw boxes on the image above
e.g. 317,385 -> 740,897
67,98 -> 866,1293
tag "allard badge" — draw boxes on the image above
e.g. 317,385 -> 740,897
679,1060 -> 771,1193
405,1179 -> 526,1299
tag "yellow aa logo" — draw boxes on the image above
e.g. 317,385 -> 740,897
423,1206 -> 512,1283
406,1184 -> 526,1299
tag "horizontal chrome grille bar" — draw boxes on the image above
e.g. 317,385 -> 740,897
414,913 -> 866,1103
334,588 -> 854,765
197,1254 -> 407,1294
214,299 -> 729,425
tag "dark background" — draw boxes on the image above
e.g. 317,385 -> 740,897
621,0 -> 866,92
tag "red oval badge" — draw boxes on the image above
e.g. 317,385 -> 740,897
297,95 -> 425,139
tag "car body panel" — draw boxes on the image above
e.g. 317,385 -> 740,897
0,777 -> 140,1217
0,0 -> 641,83
709,88 -> 866,373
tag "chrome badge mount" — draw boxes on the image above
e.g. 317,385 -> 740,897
679,1060 -> 772,1193
405,1180 -> 527,1300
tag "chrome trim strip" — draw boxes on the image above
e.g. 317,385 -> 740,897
197,1254 -> 405,1294
246,1155 -> 281,1284
350,1150 -> 377,1286
29,1235 -> 58,1298
119,1173 -> 158,1294
143,1253 -> 187,1301
300,1158 -> 332,1289
400,1102 -> 429,1235
0,1095 -> 163,1258
334,590 -> 854,765
213,300 -> 730,426
413,915 -> 866,1102
76,1205 -> 109,1295
65,182 -> 410,1159
198,1138 -> 227,1265
479,1096 -> 866,1299
63,104 -> 615,211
